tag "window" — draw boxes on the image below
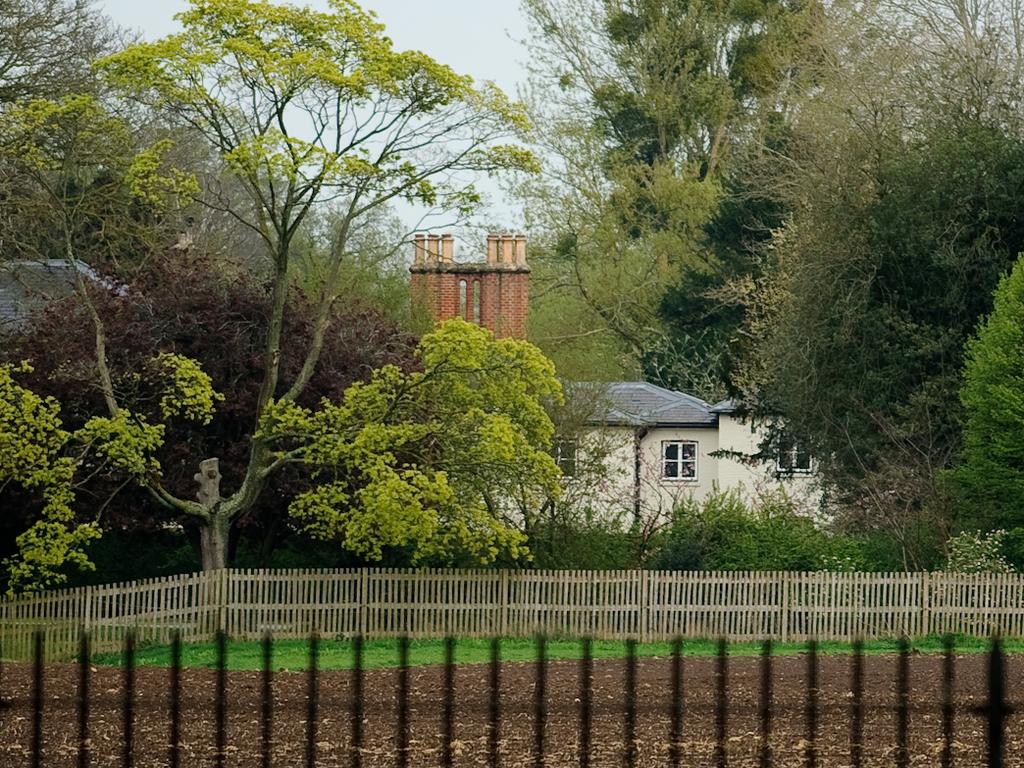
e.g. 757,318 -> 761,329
473,280 -> 481,324
662,440 -> 697,481
458,279 -> 468,319
553,438 -> 578,477
776,436 -> 813,474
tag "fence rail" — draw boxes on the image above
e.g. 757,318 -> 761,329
3,568 -> 1024,660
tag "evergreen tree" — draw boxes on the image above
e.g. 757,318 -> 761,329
954,257 -> 1024,541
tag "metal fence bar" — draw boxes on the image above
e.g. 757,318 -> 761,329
305,632 -> 319,768
261,632 -> 272,768
759,639 -> 772,768
443,636 -> 456,768
31,630 -> 42,768
669,637 -> 683,768
850,639 -> 864,768
714,637 -> 727,768
169,632 -> 182,768
122,631 -> 135,768
579,637 -> 592,768
623,638 -> 637,768
805,640 -> 817,768
942,634 -> 955,768
397,635 -> 410,768
214,630 -> 226,768
986,636 -> 1008,768
534,634 -> 547,768
896,638 -> 910,768
351,634 -> 364,768
489,637 -> 501,768
77,629 -> 90,768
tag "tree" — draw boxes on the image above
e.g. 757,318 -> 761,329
733,0 -> 1024,568
2,250 -> 417,578
0,362 -> 100,591
0,95 -> 192,273
516,0 -> 817,395
259,319 -> 563,564
953,257 -> 1024,540
83,0 -> 535,569
0,0 -> 116,105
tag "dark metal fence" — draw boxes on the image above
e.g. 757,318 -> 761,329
3,631 -> 1016,767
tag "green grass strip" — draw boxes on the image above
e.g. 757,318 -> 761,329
90,634 -> 1023,672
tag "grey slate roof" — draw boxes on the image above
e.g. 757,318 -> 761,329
0,260 -> 95,329
582,381 -> 717,427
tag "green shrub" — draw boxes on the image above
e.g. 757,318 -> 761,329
944,529 -> 1015,573
528,510 -> 641,569
647,489 -> 864,571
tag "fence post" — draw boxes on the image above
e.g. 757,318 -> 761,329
921,571 -> 931,636
638,570 -> 649,643
499,570 -> 509,637
781,571 -> 791,643
217,568 -> 229,635
358,568 -> 368,636
81,585 -> 91,636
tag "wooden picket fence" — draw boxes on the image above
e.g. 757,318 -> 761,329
2,568 -> 1024,661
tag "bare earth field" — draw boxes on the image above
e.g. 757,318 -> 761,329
0,653 -> 1021,767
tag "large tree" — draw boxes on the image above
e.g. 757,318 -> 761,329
73,0 -> 536,570
953,257 -> 1024,550
0,0 -> 116,105
517,0 -> 816,395
2,250 -> 417,579
734,0 -> 1024,567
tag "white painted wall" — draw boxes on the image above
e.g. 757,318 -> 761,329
573,415 -> 823,525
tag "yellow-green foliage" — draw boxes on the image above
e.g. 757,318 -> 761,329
0,95 -> 197,209
97,0 -> 535,212
0,363 -> 100,593
154,352 -> 225,424
260,319 -> 563,564
0,351 -> 227,591
78,411 -> 165,479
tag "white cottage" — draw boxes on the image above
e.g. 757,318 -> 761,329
559,382 -> 819,522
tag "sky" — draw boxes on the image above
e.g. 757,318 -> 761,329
97,0 -> 534,242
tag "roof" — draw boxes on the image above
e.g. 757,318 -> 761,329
579,381 -> 718,427
0,260 -> 98,328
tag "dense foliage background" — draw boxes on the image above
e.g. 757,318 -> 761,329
4,0 -> 1024,587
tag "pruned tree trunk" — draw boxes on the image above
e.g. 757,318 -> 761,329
200,515 -> 230,571
195,458 -> 229,570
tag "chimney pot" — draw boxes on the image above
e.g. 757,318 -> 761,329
499,233 -> 514,264
486,234 -> 499,264
427,233 -> 442,264
413,233 -> 427,265
513,233 -> 527,265
441,233 -> 455,263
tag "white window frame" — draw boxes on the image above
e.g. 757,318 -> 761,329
662,440 -> 698,482
776,437 -> 813,475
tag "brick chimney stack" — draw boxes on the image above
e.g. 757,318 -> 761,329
410,233 -> 530,338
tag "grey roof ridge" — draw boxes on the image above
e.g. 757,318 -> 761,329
605,380 -> 713,415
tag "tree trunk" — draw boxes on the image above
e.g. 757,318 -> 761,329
200,514 -> 230,571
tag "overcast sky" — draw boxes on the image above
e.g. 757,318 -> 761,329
96,0 -> 534,240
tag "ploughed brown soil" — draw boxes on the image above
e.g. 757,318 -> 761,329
0,654 -> 1021,767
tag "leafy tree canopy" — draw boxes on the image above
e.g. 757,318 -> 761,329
953,256 -> 1024,542
259,319 -> 564,565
